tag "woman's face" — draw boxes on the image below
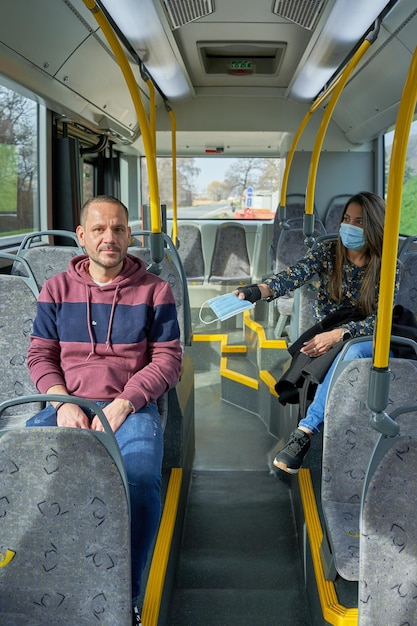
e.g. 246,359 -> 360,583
342,202 -> 363,228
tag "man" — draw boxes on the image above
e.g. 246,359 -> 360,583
27,195 -> 183,625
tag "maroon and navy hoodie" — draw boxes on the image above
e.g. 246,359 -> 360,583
28,254 -> 182,411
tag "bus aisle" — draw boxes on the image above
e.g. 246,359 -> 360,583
167,368 -> 311,626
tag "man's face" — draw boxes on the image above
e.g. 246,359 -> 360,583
76,201 -> 131,272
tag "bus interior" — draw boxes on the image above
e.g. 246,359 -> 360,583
1,0 -> 417,624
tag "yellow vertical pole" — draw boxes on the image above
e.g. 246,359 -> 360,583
373,45 -> 417,368
168,108 -> 178,244
82,0 -> 161,233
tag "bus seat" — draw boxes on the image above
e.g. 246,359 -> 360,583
12,246 -> 81,289
273,219 -> 325,338
320,341 -> 417,582
176,223 -> 205,284
0,272 -> 41,426
128,245 -> 188,347
269,193 -> 308,269
398,234 -> 417,259
0,396 -> 131,626
273,218 -> 326,274
284,279 -> 320,342
208,222 -> 251,285
323,194 -> 352,233
396,251 -> 417,314
285,234 -> 338,342
11,230 -> 83,289
358,407 -> 417,625
131,231 -> 192,346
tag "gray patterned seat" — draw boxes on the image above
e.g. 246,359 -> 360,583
177,223 -> 205,284
269,194 -> 308,268
0,398 -> 131,626
273,219 -> 326,338
208,222 -> 251,285
13,246 -> 81,289
321,349 -> 417,581
0,273 -> 41,427
396,251 -> 417,313
359,407 -> 417,625
128,246 -> 186,349
323,194 -> 352,233
11,230 -> 83,290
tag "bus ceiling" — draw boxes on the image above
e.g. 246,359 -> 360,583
0,0 -> 414,155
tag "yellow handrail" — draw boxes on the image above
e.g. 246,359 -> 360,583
305,38 -> 372,216
82,0 -> 161,233
280,60 -> 366,212
373,45 -> 417,368
146,78 -> 157,154
168,107 -> 178,244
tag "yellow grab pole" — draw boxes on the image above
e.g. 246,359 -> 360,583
280,68 -> 354,211
373,45 -> 417,368
82,0 -> 161,233
279,72 -> 357,231
279,110 -> 311,210
305,38 -> 371,216
168,108 -> 178,244
146,78 -> 157,154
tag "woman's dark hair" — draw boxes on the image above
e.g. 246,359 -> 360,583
329,191 -> 385,316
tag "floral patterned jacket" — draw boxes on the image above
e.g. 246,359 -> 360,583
264,239 -> 401,338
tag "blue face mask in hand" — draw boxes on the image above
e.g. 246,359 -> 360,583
339,223 -> 366,250
199,293 -> 255,324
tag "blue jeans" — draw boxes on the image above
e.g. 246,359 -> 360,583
26,401 -> 163,605
298,341 -> 377,434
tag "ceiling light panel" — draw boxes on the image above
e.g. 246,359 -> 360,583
163,0 -> 214,30
273,0 -> 325,30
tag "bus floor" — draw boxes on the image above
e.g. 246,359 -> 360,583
166,369 -> 312,626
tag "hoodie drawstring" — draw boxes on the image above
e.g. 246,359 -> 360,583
106,286 -> 119,351
85,284 -> 119,358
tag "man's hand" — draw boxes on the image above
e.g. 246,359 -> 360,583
91,398 -> 133,433
55,403 -> 91,429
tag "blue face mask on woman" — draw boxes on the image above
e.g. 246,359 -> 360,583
339,223 -> 366,250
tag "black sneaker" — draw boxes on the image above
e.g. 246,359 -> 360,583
132,605 -> 142,625
273,428 -> 311,474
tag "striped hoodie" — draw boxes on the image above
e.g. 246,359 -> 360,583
28,254 -> 182,411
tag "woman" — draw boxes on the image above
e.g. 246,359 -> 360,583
235,191 -> 401,474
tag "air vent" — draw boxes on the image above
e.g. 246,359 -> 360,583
272,0 -> 324,30
163,0 -> 214,30
198,42 -> 286,76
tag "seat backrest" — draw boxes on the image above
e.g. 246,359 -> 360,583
12,246 -> 81,289
130,230 -> 192,346
208,222 -> 251,285
358,407 -> 417,625
274,218 -> 326,273
288,280 -> 320,342
323,194 -> 352,233
321,350 -> 417,581
0,396 -> 131,626
11,230 -> 84,290
269,194 -> 311,268
128,246 -> 187,347
396,251 -> 417,315
0,274 -> 41,424
176,223 -> 205,284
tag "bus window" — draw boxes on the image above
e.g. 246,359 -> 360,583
385,118 -> 417,236
141,156 -> 283,221
0,83 -> 39,243
82,162 -> 95,204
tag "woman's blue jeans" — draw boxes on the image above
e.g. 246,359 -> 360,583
26,401 -> 163,605
298,341 -> 379,434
